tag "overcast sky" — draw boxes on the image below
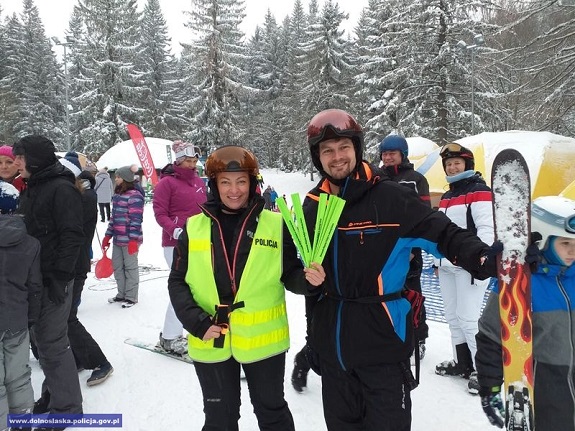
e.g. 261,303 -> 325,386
1,0 -> 367,55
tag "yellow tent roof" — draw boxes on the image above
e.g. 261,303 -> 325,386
414,131 -> 575,207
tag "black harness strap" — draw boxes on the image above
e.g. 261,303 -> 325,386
325,291 -> 402,303
213,301 -> 245,348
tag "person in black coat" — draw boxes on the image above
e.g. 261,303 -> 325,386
12,135 -> 84,417
299,109 -> 499,431
67,169 -> 113,386
0,182 -> 42,428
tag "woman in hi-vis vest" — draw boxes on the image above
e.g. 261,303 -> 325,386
168,145 -> 325,431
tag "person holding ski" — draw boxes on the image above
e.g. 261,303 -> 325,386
433,143 -> 494,395
167,145 -> 324,431
300,109 -> 499,431
476,195 -> 575,430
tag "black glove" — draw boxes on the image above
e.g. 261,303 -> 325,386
480,241 -> 503,277
479,386 -> 504,428
304,344 -> 321,376
526,232 -> 543,272
483,240 -> 503,260
45,277 -> 69,304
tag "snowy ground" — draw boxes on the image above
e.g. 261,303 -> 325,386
30,168 -> 492,430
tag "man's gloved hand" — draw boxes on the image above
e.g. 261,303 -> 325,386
102,235 -> 112,250
526,232 -> 543,272
173,228 -> 183,240
479,386 -> 505,428
482,241 -> 504,262
45,277 -> 69,305
128,240 -> 139,255
479,241 -> 503,277
304,344 -> 321,376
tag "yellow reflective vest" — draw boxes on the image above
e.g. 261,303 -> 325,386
184,210 -> 290,363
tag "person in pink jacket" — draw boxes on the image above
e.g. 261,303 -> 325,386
153,140 -> 207,355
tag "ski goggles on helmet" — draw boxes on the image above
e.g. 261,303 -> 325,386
439,143 -> 473,160
307,109 -> 363,146
175,145 -> 202,160
566,214 -> 575,234
440,143 -> 464,155
533,204 -> 575,235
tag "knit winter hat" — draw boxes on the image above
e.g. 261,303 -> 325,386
115,166 -> 135,182
0,145 -> 15,160
0,181 -> 19,214
172,140 -> 201,164
59,151 -> 82,177
12,135 -> 58,174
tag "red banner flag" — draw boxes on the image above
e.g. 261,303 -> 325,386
127,124 -> 158,187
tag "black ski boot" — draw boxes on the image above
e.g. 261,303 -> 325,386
435,343 -> 474,378
291,347 -> 310,393
33,391 -> 51,414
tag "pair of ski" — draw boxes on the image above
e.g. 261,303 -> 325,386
491,149 -> 534,431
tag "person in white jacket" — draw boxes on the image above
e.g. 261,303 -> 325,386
433,143 -> 494,395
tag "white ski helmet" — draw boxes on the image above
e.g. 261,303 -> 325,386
531,196 -> 575,247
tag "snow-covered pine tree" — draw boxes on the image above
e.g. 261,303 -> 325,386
0,13 -> 24,144
6,0 -> 64,145
277,0 -> 313,174
71,0 -> 146,156
180,0 -> 248,152
298,0 -> 354,132
137,0 -> 183,139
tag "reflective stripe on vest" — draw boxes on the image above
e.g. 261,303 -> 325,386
184,210 -> 289,363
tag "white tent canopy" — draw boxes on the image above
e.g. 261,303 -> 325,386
95,137 -> 203,172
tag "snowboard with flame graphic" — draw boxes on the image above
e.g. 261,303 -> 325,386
491,149 -> 534,431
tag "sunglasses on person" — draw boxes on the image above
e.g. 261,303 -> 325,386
175,145 -> 202,159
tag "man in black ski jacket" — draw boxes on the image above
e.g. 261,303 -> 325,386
12,135 -> 84,420
297,109 -> 499,431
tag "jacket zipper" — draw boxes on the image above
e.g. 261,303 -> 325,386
203,206 -> 257,296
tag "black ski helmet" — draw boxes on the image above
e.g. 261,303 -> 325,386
439,143 -> 475,173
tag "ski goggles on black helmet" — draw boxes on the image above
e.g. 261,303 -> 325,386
307,109 -> 363,147
440,143 -> 469,158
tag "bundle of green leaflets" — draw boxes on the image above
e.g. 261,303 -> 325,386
276,193 -> 345,267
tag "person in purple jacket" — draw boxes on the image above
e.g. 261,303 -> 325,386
153,141 -> 207,354
103,166 -> 144,308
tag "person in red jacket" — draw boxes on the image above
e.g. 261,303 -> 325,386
153,141 -> 207,354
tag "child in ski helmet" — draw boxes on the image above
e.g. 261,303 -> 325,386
476,195 -> 575,430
